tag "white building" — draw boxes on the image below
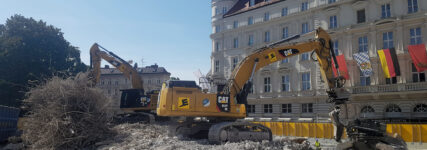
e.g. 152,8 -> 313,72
210,0 -> 427,122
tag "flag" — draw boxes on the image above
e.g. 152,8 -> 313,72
377,48 -> 401,78
331,54 -> 349,79
353,52 -> 373,77
408,44 -> 427,72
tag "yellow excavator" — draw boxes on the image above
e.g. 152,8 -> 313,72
89,43 -> 157,122
157,28 -> 406,149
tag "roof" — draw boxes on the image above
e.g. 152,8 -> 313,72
100,65 -> 170,75
224,0 -> 284,18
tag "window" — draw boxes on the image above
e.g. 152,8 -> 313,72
410,27 -> 422,45
108,80 -> 111,85
248,34 -> 254,46
381,3 -> 391,19
412,63 -> 425,82
408,0 -> 418,14
264,77 -> 271,93
301,53 -> 309,61
385,104 -> 402,112
264,12 -> 270,21
249,0 -> 255,7
157,79 -> 161,84
357,9 -> 366,23
282,104 -> 292,113
281,58 -> 289,64
386,77 -> 397,84
233,20 -> 238,29
250,83 -> 254,93
247,105 -> 256,113
302,22 -> 309,34
248,16 -> 253,25
264,104 -> 273,113
101,80 -> 104,85
215,42 -> 219,51
358,36 -> 368,53
301,2 -> 308,11
361,106 -> 375,113
232,57 -> 238,69
215,60 -> 219,72
222,7 -> 227,14
383,32 -> 393,49
114,89 -> 118,95
215,8 -> 219,15
329,15 -> 337,29
282,75 -> 290,92
413,104 -> 427,112
360,71 -> 371,86
333,40 -> 339,55
108,89 -> 111,94
282,7 -> 288,16
148,80 -> 151,84
301,72 -> 310,91
233,38 -> 239,48
302,103 -> 313,113
215,25 -> 220,33
328,0 -> 336,4
115,81 -> 118,85
282,27 -> 289,39
264,31 -> 270,42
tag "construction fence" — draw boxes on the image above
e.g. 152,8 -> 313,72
253,121 -> 427,143
0,105 -> 20,142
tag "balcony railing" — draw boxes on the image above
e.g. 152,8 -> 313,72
351,82 -> 427,94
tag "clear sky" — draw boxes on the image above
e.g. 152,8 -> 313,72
0,0 -> 213,80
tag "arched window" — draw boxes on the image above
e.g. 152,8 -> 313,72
413,104 -> 427,112
361,106 -> 375,113
385,104 -> 401,112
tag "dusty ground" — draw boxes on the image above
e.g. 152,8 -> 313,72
96,123 -> 332,150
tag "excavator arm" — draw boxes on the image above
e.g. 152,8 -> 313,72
89,43 -> 143,89
227,28 -> 348,105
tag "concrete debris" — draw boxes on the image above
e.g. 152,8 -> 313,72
97,123 -> 329,150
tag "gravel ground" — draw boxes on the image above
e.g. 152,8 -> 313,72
96,123 -> 321,150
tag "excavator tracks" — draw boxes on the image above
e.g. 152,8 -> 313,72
208,121 -> 272,144
168,120 -> 272,144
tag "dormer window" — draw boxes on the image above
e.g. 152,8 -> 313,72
249,0 -> 255,7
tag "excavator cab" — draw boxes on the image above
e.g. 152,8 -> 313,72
120,89 -> 150,109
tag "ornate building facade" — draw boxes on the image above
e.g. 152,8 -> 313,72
210,0 -> 427,122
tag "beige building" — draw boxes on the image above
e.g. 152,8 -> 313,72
98,64 -> 170,111
210,0 -> 427,122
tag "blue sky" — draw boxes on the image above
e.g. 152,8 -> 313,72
0,0 -> 213,80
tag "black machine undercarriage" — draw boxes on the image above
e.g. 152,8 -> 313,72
168,117 -> 272,144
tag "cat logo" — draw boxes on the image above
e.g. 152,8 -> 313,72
178,97 -> 190,109
268,52 -> 277,62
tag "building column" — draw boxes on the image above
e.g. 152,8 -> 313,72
395,23 -> 404,54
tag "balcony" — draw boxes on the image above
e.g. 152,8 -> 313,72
350,82 -> 427,94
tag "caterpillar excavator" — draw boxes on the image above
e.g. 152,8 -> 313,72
89,43 -> 157,122
156,28 -> 406,149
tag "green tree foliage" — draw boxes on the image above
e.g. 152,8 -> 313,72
0,15 -> 87,107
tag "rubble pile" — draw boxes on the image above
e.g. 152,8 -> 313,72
98,123 -> 313,150
21,73 -> 115,149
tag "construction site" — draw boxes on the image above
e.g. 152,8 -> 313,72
1,0 -> 427,150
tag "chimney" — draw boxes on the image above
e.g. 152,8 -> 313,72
105,65 -> 110,69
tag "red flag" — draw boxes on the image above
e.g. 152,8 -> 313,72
332,55 -> 349,79
408,44 -> 427,72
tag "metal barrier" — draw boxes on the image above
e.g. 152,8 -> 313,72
254,121 -> 427,143
0,105 -> 20,142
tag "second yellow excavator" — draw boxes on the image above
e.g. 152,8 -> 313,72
89,43 -> 158,122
